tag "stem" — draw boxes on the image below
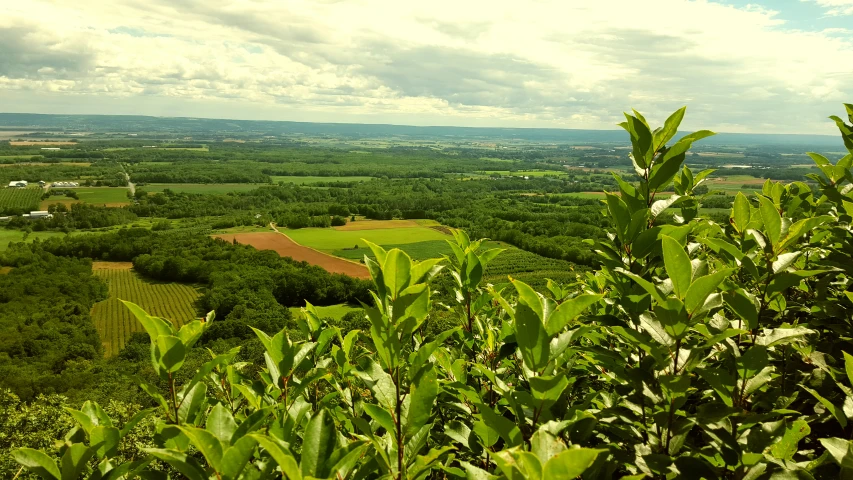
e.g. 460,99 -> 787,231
665,338 -> 682,453
394,366 -> 403,480
168,372 -> 179,425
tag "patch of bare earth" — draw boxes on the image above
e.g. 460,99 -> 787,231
212,232 -> 369,279
92,262 -> 133,270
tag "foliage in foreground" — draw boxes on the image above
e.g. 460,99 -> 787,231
11,104 -> 853,479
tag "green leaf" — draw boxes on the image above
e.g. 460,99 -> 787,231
820,438 -> 853,469
60,444 -> 95,480
206,403 -> 237,444
121,300 -> 174,340
406,364 -> 439,439
769,420 -> 810,460
13,448 -> 60,480
651,195 -> 682,218
493,449 -> 543,480
654,106 -> 686,152
697,369 -> 735,407
802,386 -> 847,428
605,193 -> 631,243
542,448 -> 606,480
364,403 -> 396,437
477,404 -> 523,447
511,279 -> 550,372
684,269 -> 735,315
732,192 -> 750,233
155,335 -> 186,373
662,235 -> 692,299
250,435 -> 302,480
724,289 -> 759,329
90,425 -> 120,459
301,410 -> 337,478
220,436 -> 258,480
618,269 -> 666,305
529,375 -> 569,402
625,113 -> 654,168
844,352 -> 853,387
545,294 -> 602,335
176,320 -> 207,350
144,448 -> 209,480
177,426 -> 224,473
757,196 -> 782,248
383,248 -> 412,298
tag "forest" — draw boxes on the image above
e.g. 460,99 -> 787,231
0,104 -> 851,479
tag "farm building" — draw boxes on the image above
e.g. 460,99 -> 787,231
22,211 -> 52,219
40,147 -> 60,151
51,181 -> 79,188
8,180 -> 27,188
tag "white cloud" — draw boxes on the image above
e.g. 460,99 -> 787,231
806,0 -> 853,16
0,0 -> 851,133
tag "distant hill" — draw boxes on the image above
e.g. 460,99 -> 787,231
0,113 -> 840,147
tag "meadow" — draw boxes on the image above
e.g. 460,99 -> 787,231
0,229 -> 67,250
89,262 -> 201,356
285,223 -> 449,251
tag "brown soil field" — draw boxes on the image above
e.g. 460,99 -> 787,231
212,232 -> 370,279
9,141 -> 78,146
430,225 -> 454,235
92,261 -> 134,270
334,219 -> 420,231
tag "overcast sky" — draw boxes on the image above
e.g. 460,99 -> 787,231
1,0 -> 852,134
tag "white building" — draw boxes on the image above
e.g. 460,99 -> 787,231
8,180 -> 27,188
41,147 -> 60,151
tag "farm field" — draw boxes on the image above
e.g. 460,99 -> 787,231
0,229 -> 67,251
42,187 -> 130,209
0,187 -> 42,212
143,183 -> 265,194
560,192 -> 607,199
285,224 -> 448,251
212,231 -> 370,279
334,239 -> 452,261
90,262 -> 201,356
271,175 -> 375,185
9,141 -> 78,146
289,303 -> 361,321
480,170 -> 567,177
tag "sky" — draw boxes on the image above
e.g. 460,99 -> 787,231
1,0 -> 851,134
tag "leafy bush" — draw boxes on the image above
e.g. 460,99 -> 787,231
12,104 -> 853,479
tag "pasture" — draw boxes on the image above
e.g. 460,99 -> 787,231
42,187 -> 130,209
0,230 -> 67,251
90,262 -> 201,356
143,183 -> 265,194
0,187 -> 42,212
285,223 -> 448,251
271,176 -> 375,185
333,239 -> 452,261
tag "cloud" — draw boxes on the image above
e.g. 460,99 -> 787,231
805,0 -> 853,16
0,0 -> 851,133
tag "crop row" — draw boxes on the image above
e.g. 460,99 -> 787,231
90,266 -> 201,356
0,187 -> 41,213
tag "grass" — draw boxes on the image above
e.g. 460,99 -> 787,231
333,239 -> 453,261
142,184 -> 265,194
271,176 -> 375,185
90,263 -> 201,356
560,192 -> 607,199
285,225 -> 448,251
71,187 -> 130,205
0,229 -> 68,251
289,304 -> 361,321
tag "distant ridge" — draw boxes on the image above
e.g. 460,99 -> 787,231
0,113 -> 840,147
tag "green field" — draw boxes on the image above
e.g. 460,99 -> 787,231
63,187 -> 130,205
90,263 -> 201,356
271,176 -> 375,185
143,183 -> 266,194
560,192 -> 606,199
0,187 -> 42,212
334,239 -> 452,261
289,303 -> 361,321
0,229 -> 68,251
286,226 -> 448,251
